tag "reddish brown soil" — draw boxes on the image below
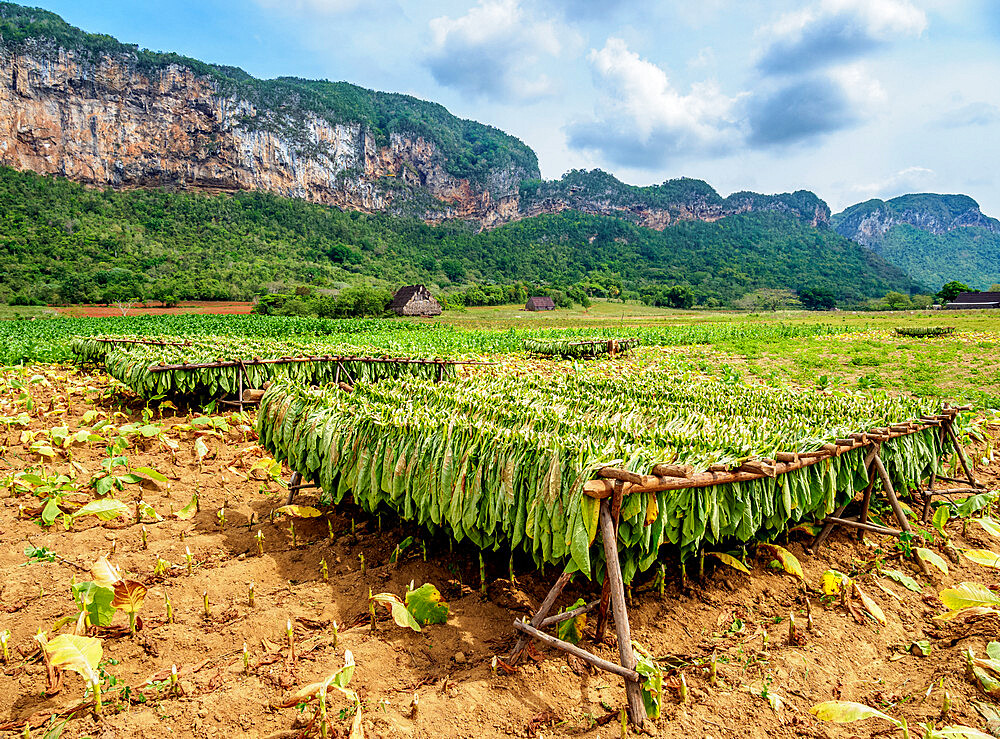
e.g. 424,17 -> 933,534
1,367 -> 998,738
53,302 -> 254,318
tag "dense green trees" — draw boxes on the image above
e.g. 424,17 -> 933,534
0,166 -> 918,309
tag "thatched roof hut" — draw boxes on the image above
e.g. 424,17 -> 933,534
390,285 -> 442,316
525,296 -> 556,311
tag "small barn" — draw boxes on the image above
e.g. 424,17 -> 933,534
390,285 -> 442,316
525,296 -> 556,311
945,292 -> 1000,310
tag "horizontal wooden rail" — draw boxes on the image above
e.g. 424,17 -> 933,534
585,408 -> 969,498
147,355 -> 497,372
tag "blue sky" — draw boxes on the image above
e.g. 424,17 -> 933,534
30,0 -> 1000,215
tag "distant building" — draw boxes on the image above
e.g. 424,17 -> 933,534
525,296 -> 556,311
944,292 -> 1000,309
390,285 -> 442,316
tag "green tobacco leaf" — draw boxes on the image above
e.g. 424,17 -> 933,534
955,492 -> 998,518
405,583 -> 449,626
132,466 -> 168,483
72,582 -> 115,627
73,498 -> 129,521
41,497 -> 61,526
932,505 -> 951,535
809,700 -> 898,725
137,500 -> 163,522
706,551 -> 751,574
916,547 -> 949,575
882,568 -> 923,593
632,643 -> 663,720
940,582 -> 1000,611
988,642 -> 1000,661
555,598 -> 587,645
371,592 -> 421,631
930,726 -> 996,739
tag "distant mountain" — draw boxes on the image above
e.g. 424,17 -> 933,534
832,194 -> 1000,290
517,169 -> 830,231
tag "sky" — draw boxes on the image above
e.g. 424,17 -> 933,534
28,0 -> 1000,215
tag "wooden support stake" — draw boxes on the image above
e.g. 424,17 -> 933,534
594,482 -> 623,643
285,471 -> 303,506
944,420 -> 981,488
507,571 -> 572,664
540,599 -> 600,628
598,499 -> 646,727
512,621 -> 640,682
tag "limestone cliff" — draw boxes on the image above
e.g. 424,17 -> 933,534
832,194 -> 1000,246
0,6 -> 538,224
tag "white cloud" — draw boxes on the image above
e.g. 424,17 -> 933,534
567,38 -> 744,166
758,0 -> 927,74
425,0 -> 569,102
852,166 -> 936,198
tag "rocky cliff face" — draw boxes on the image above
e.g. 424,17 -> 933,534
0,42 -> 527,223
833,194 -> 1000,246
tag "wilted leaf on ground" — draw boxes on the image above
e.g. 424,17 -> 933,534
706,551 -> 751,574
371,592 -> 421,631
916,547 -> 949,576
111,580 -> 147,614
73,499 -> 129,521
940,583 -> 1000,611
822,569 -> 850,596
556,598 -> 587,645
809,700 -> 897,725
853,582 -> 887,625
42,634 -> 102,685
174,494 -> 198,520
757,544 -> 804,581
273,505 -> 322,518
90,556 -> 121,588
962,549 -> 1000,569
882,568 -> 923,593
977,517 -> 1000,539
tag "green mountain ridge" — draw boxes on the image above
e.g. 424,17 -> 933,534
832,194 -> 1000,290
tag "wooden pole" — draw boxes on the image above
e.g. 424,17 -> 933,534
540,599 -> 600,628
507,571 -> 572,664
945,420 -> 980,488
599,499 -> 646,727
595,482 -> 623,643
871,455 -> 912,535
512,621 -> 640,682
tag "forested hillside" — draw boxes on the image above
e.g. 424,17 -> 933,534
872,225 -> 1000,290
0,167 -> 918,306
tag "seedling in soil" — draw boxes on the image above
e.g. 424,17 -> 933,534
0,629 -> 9,664
255,530 -> 264,556
320,558 -> 328,581
709,652 -> 718,686
242,643 -> 250,674
248,581 -> 255,608
170,664 -> 179,696
289,520 -> 296,547
153,558 -> 170,577
165,593 -> 173,623
185,547 -> 193,575
358,553 -> 365,576
327,520 -> 335,541
217,508 -> 226,530
286,619 -> 295,663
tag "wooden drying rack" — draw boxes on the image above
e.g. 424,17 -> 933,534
508,403 -> 984,728
144,354 -> 494,412
280,395 -> 983,728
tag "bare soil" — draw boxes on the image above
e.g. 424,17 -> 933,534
1,366 -> 999,739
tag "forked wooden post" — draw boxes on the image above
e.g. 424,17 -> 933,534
508,498 -> 646,728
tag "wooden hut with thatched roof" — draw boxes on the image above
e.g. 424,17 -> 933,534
390,285 -> 442,316
525,296 -> 556,311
